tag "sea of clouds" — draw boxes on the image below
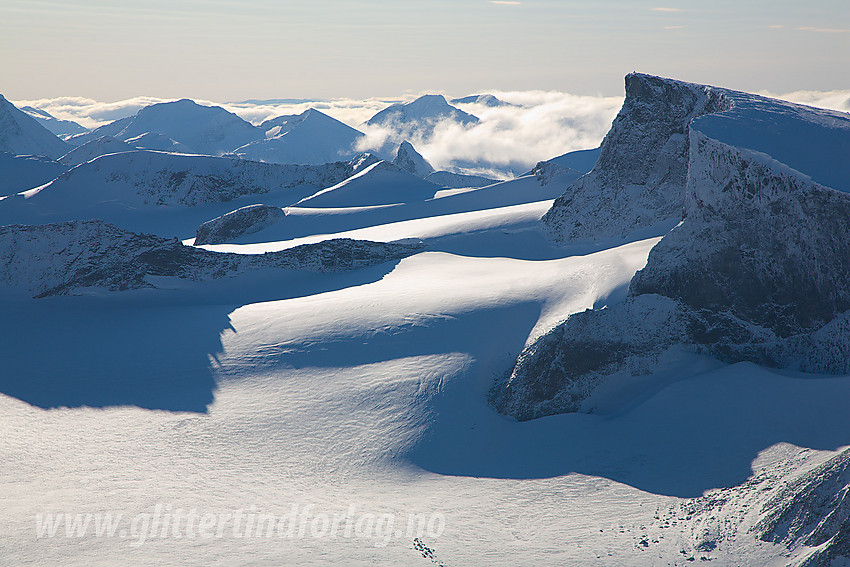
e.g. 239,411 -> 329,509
14,88 -> 850,178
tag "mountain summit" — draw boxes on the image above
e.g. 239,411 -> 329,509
366,94 -> 478,140
0,94 -> 70,158
235,108 -> 364,165
492,73 -> 850,422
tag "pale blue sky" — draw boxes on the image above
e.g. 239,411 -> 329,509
1,0 -> 848,100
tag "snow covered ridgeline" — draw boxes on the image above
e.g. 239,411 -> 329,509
0,220 -> 424,298
491,74 -> 850,421
6,150 -> 377,212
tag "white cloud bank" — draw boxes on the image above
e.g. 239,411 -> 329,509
14,87 -> 850,178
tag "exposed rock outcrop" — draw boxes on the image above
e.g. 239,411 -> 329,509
392,141 -> 434,177
753,447 -> 850,567
0,220 -> 424,298
542,75 -> 730,243
491,74 -> 850,421
194,204 -> 285,245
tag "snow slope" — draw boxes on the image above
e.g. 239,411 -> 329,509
537,146 -> 601,174
20,105 -> 88,137
125,132 -> 198,154
235,108 -> 365,165
0,94 -> 71,158
296,161 -> 441,208
2,74 -> 850,567
494,74 -> 850,421
2,201 -> 849,565
0,152 -> 68,197
58,136 -> 136,167
64,99 -> 260,155
194,171 -> 580,248
0,151 -> 374,237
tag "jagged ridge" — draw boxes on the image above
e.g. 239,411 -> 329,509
491,74 -> 850,421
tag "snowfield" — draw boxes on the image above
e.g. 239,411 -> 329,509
1,75 -> 850,566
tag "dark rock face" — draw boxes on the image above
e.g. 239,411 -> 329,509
194,204 -> 285,245
392,141 -> 434,178
753,447 -> 850,567
0,220 -> 424,298
490,74 -> 850,421
542,74 -> 730,242
631,132 -> 850,337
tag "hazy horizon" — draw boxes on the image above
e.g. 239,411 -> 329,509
2,0 -> 848,101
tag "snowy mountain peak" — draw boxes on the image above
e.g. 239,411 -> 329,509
20,105 -> 88,137
450,94 -> 513,107
492,73 -> 850,421
296,159 -> 440,207
116,98 -> 260,155
392,141 -> 434,177
0,94 -> 71,159
237,108 -> 364,165
365,94 -> 479,137
542,72 -> 730,243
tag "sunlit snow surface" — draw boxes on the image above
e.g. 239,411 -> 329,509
2,174 -> 850,566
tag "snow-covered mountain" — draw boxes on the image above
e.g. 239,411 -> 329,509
366,94 -> 478,140
542,76 -> 730,243
0,152 -> 68,197
391,141 -> 434,177
5,75 -> 850,567
64,115 -> 134,147
58,135 -> 136,166
391,141 -> 497,188
19,106 -> 88,137
450,94 -> 515,107
64,99 -> 260,155
0,150 -> 380,236
124,131 -> 198,154
296,160 -> 441,208
534,146 -> 600,175
491,73 -> 850,421
114,98 -> 260,154
0,94 -> 71,158
0,219 -> 424,298
234,108 -> 364,165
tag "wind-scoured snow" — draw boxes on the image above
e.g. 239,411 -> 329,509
3,73 -> 850,567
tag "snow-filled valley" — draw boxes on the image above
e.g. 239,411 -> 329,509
2,74 -> 850,566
